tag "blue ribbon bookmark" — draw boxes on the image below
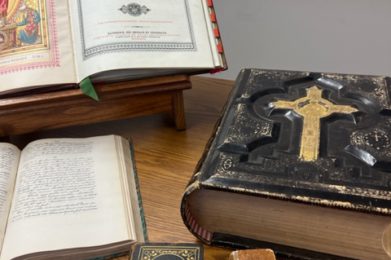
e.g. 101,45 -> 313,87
80,77 -> 100,101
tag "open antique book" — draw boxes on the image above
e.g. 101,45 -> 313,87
0,0 -> 226,94
0,135 -> 146,260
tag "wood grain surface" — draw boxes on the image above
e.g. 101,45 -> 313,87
0,75 -> 191,136
13,76 -> 235,260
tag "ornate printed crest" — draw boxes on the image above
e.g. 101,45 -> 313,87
119,3 -> 150,16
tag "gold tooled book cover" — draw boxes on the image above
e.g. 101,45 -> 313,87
181,69 -> 391,260
130,243 -> 203,260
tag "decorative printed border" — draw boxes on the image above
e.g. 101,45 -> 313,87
77,0 -> 196,60
0,0 -> 60,75
137,245 -> 201,260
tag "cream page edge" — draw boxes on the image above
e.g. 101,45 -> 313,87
0,143 -> 19,255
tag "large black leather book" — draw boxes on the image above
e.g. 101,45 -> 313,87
181,69 -> 391,260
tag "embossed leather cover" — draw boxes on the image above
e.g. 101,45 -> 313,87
181,69 -> 391,259
130,243 -> 203,260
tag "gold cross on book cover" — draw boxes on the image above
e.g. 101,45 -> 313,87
181,69 -> 391,260
271,86 -> 358,161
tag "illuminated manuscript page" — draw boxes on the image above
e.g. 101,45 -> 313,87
0,0 -> 76,93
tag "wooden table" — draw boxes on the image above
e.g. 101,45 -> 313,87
16,76 -> 235,260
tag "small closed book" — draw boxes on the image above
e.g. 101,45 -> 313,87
229,249 -> 276,260
181,69 -> 391,259
130,243 -> 203,260
0,135 -> 146,259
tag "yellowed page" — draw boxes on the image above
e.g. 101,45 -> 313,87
68,0 -> 218,81
0,136 -> 132,260
0,143 -> 19,252
0,0 -> 76,93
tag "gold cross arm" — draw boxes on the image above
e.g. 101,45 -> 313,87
326,103 -> 358,115
272,100 -> 298,110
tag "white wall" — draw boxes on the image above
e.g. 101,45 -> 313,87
211,0 -> 391,80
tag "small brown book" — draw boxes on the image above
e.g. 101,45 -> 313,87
130,243 -> 203,260
229,249 -> 276,260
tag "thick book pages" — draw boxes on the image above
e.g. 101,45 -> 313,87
0,0 -> 227,94
181,69 -> 391,260
0,135 -> 146,260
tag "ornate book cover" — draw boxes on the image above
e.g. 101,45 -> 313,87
181,69 -> 391,259
130,243 -> 203,260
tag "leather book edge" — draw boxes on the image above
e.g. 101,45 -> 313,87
180,70 -> 251,244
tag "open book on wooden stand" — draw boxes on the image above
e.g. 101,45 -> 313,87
0,0 -> 225,94
0,0 -> 225,135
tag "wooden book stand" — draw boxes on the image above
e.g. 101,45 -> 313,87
0,75 -> 191,137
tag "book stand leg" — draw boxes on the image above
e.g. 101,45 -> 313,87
0,75 -> 191,137
172,91 -> 186,130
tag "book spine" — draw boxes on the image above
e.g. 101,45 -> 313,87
180,70 -> 250,244
205,0 -> 227,73
130,143 -> 149,243
180,86 -> 225,244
